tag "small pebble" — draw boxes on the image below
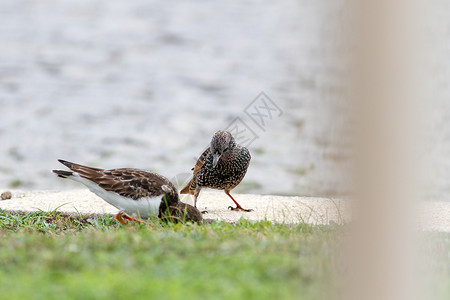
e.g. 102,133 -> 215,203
1,191 -> 12,200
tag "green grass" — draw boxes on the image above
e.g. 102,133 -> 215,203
0,210 -> 340,299
0,210 -> 448,299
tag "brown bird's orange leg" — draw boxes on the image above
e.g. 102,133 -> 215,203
115,212 -> 143,225
115,212 -> 128,225
225,191 -> 253,212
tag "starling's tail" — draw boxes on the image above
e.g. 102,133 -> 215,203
52,169 -> 74,178
180,180 -> 194,194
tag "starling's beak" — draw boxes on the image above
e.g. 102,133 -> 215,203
212,153 -> 221,168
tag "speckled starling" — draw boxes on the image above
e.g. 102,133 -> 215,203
180,130 -> 252,211
52,159 -> 202,224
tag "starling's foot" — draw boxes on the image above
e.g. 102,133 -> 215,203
228,206 -> 253,212
201,210 -> 208,214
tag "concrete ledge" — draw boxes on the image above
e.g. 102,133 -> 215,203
0,189 -> 448,232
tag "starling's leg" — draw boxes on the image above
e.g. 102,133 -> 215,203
193,187 -> 201,208
225,191 -> 253,212
194,187 -> 208,213
115,212 -> 143,225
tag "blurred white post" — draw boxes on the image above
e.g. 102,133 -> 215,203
347,0 -> 422,300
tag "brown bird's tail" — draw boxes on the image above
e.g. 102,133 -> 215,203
52,169 -> 74,178
180,179 -> 194,194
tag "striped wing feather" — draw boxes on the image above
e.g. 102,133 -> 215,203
59,160 -> 173,200
181,148 -> 210,194
192,148 -> 210,179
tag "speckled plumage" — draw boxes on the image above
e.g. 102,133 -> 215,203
181,130 -> 252,211
52,159 -> 202,223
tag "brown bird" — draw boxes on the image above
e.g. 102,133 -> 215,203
52,159 -> 202,224
180,130 -> 252,211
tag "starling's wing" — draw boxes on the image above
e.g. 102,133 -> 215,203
192,148 -> 210,178
180,148 -> 210,194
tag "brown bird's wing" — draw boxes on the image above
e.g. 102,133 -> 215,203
180,148 -> 210,194
57,159 -> 176,201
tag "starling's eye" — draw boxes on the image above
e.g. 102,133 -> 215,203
223,147 -> 229,152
